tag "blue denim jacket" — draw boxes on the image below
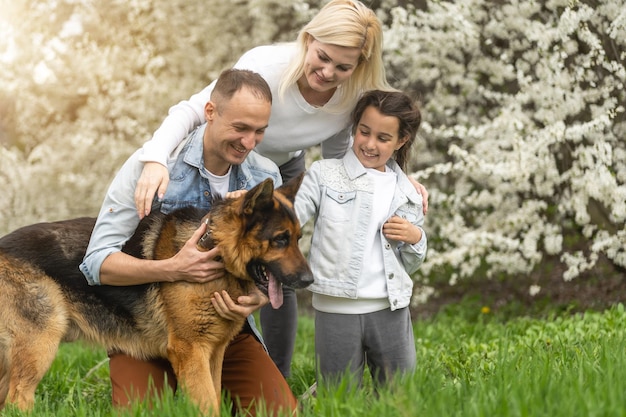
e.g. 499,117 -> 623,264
294,148 -> 426,311
80,123 -> 281,286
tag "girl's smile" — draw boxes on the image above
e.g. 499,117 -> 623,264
352,106 -> 407,172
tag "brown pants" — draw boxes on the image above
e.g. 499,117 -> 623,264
109,332 -> 297,416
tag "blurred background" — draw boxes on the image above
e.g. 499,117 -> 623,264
1,0 -> 624,314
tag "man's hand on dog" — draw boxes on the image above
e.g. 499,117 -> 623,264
211,287 -> 270,321
170,223 -> 225,283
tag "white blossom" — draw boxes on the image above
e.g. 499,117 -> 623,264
1,0 -> 624,305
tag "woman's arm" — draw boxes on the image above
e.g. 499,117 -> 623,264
134,82 -> 216,218
408,176 -> 429,215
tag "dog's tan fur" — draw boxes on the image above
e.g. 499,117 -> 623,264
0,176 -> 312,414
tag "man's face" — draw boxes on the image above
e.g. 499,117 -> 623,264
204,87 -> 271,175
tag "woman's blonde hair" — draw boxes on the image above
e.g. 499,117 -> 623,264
278,0 -> 393,114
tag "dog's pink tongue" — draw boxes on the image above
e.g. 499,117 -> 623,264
268,273 -> 283,309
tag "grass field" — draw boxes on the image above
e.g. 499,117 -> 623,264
2,303 -> 626,416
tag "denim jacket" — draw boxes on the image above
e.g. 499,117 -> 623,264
80,124 -> 280,343
294,148 -> 426,311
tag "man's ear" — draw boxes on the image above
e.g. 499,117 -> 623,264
205,101 -> 216,122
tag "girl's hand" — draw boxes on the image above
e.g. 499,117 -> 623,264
135,162 -> 170,219
382,216 -> 423,245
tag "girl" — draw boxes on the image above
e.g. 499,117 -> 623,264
295,90 -> 426,388
132,0 -> 429,379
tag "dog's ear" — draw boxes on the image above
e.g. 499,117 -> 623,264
277,172 -> 304,204
242,178 -> 274,215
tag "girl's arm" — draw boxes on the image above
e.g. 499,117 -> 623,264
293,163 -> 322,227
384,216 -> 427,276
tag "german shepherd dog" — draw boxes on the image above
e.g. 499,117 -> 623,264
0,175 -> 313,415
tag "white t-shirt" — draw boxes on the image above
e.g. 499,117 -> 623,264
206,166 -> 231,198
357,167 -> 397,299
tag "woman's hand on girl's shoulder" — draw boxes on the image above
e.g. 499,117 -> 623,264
408,177 -> 429,215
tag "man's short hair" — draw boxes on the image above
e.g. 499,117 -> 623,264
211,69 -> 272,107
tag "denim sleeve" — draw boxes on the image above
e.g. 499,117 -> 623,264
398,226 -> 427,276
245,151 -> 283,188
79,150 -> 145,285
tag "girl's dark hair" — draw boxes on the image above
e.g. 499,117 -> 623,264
350,90 -> 421,170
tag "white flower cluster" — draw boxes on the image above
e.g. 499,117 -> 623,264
0,0 -> 311,233
0,0 -> 624,304
384,0 -> 625,291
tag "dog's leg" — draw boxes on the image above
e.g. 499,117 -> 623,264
209,342 -> 228,412
0,267 -> 68,412
167,338 -> 219,416
0,351 -> 9,410
6,333 -> 62,411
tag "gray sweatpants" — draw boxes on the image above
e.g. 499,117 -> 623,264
314,307 -> 416,388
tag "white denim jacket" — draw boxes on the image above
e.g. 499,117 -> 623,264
295,149 -> 427,311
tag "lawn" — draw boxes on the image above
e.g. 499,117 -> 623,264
2,303 -> 626,416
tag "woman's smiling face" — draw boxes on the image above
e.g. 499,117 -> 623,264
301,39 -> 361,93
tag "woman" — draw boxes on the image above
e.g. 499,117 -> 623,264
133,0 -> 428,378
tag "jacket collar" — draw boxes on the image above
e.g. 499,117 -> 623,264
181,124 -> 251,184
343,147 -> 368,180
343,147 -> 421,205
183,124 -> 207,170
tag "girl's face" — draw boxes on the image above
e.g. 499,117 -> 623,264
352,106 -> 407,172
302,39 -> 360,92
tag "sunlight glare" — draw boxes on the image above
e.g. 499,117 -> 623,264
0,8 -> 16,64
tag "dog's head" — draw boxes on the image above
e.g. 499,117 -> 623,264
200,174 -> 313,309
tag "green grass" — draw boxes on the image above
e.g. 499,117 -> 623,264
3,303 -> 626,416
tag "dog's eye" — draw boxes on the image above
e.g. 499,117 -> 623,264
272,231 -> 290,248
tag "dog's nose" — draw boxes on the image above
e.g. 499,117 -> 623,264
292,269 -> 314,289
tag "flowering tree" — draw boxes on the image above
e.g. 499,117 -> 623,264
384,0 -> 626,290
0,0 -> 310,231
1,0 -> 624,297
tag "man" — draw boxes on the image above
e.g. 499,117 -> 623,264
80,69 -> 297,416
